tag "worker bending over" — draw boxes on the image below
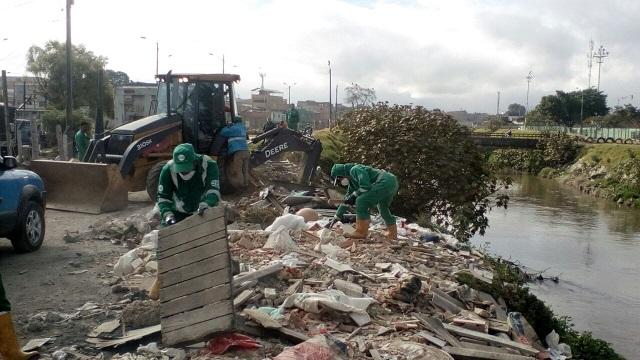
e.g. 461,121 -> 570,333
330,163 -> 399,240
0,273 -> 38,360
157,143 -> 221,226
220,116 -> 250,189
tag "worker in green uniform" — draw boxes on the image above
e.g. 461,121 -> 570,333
0,273 -> 38,359
75,122 -> 91,160
156,143 -> 221,226
330,163 -> 399,240
286,104 -> 300,131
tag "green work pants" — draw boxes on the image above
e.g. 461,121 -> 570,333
0,272 -> 10,312
355,172 -> 399,225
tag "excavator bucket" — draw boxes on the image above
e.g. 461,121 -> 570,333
29,160 -> 129,214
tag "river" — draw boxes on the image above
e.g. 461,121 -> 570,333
472,175 -> 640,358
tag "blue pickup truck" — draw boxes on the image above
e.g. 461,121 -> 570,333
0,155 -> 46,252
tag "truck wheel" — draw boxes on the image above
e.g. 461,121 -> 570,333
146,161 -> 167,201
10,201 -> 45,253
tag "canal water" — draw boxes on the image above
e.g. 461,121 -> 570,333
472,175 -> 640,358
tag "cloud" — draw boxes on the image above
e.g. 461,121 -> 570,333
1,0 -> 639,113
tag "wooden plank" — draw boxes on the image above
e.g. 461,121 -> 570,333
159,217 -> 226,254
158,205 -> 225,238
233,263 -> 283,285
88,319 -> 121,337
161,284 -> 231,317
158,228 -> 226,259
162,300 -> 233,333
459,342 -> 518,355
160,253 -> 229,287
161,268 -> 230,302
412,313 -> 462,348
162,314 -> 233,346
233,289 -> 256,309
443,346 -> 535,360
442,324 -> 538,355
432,288 -> 464,314
416,330 -> 447,348
85,325 -> 161,349
159,240 -> 228,273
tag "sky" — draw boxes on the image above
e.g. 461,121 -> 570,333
1,0 -> 639,113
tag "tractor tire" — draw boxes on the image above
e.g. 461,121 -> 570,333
10,201 -> 45,253
146,160 -> 168,202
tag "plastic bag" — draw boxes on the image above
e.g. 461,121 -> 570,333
139,230 -> 159,251
113,248 -> 142,277
263,226 -> 298,252
274,335 -> 346,360
546,330 -> 572,360
206,333 -> 261,355
266,214 -> 307,231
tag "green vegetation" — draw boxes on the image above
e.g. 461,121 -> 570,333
487,133 -> 580,174
457,258 -> 624,359
337,104 -> 507,241
41,109 -> 92,146
313,128 -> 345,173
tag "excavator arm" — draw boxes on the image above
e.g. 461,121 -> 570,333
250,128 -> 323,185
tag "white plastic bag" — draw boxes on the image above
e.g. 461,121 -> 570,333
113,248 -> 142,277
139,230 -> 159,251
546,330 -> 572,360
266,214 -> 307,232
263,226 -> 298,252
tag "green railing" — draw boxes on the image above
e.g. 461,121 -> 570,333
525,126 -> 640,140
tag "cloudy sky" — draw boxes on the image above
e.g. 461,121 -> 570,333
1,0 -> 638,113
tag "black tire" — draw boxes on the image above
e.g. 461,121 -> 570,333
10,201 -> 45,253
146,160 -> 168,202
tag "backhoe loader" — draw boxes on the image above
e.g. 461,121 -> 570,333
30,73 -> 322,214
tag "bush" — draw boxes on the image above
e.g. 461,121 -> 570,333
313,129 -> 345,174
339,104 -> 507,240
41,108 -> 91,146
537,132 -> 580,168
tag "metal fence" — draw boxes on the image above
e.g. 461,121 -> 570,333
524,126 -> 640,140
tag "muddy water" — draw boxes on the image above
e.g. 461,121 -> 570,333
472,175 -> 640,358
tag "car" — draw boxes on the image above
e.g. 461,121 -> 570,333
0,155 -> 46,252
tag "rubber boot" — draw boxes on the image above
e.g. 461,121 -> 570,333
149,278 -> 160,300
346,219 -> 369,239
0,312 -> 38,360
383,224 -> 398,240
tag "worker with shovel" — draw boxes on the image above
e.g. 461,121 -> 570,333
329,163 -> 399,240
0,273 -> 38,359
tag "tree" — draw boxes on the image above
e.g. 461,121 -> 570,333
105,70 -> 131,87
26,40 -> 115,117
344,83 -> 376,108
534,89 -> 608,127
339,104 -> 508,240
507,103 -> 526,116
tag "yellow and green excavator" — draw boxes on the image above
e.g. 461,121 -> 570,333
30,73 -> 322,214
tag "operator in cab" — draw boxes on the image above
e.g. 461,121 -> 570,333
0,272 -> 38,359
156,143 -> 221,226
220,116 -> 250,189
328,163 -> 400,240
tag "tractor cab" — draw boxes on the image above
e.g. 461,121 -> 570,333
155,73 -> 240,155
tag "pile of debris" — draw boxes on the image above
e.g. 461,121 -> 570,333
30,160 -> 571,359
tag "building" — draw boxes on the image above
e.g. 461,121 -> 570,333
2,76 -> 48,111
238,89 -> 289,130
113,86 -> 157,128
297,100 -> 332,129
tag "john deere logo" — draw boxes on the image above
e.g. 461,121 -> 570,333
178,154 -> 186,161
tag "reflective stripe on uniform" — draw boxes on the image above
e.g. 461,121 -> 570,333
229,136 -> 245,142
167,160 -> 179,189
201,156 -> 209,185
206,189 -> 221,199
157,198 -> 172,204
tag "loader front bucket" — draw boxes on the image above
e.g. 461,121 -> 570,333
29,160 -> 129,214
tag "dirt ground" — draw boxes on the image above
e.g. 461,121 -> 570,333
0,193 -> 154,351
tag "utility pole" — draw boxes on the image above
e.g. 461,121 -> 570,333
155,41 -> 159,75
587,39 -> 594,89
335,84 -> 338,123
222,54 -> 225,74
496,91 -> 500,117
2,70 -> 11,156
283,82 -> 296,104
525,71 -> 533,128
593,45 -> 609,92
65,0 -> 73,130
328,60 -> 332,127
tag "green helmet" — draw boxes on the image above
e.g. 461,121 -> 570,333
172,143 -> 196,173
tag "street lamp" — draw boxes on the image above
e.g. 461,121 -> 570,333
140,36 -> 159,76
283,82 -> 296,104
208,53 -> 225,74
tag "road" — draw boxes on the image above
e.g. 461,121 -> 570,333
0,195 -> 153,348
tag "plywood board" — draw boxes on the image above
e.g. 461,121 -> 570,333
158,207 -> 234,346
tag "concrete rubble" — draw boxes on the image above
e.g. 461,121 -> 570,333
21,161 -> 567,359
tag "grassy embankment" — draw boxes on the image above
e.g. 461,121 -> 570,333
314,128 -> 625,359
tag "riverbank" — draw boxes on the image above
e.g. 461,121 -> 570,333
487,135 -> 640,208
